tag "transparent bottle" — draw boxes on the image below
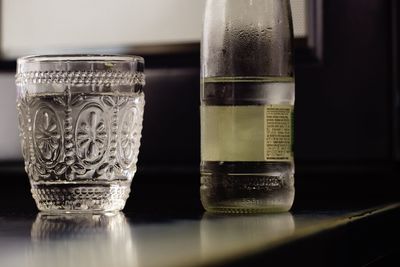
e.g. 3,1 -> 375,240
201,0 -> 295,213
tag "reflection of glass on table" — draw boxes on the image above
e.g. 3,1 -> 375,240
30,212 -> 137,267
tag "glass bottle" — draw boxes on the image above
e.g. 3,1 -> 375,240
201,0 -> 295,213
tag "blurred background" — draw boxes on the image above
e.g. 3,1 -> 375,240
0,0 -> 398,213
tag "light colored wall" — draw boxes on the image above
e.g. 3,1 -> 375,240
0,73 -> 21,160
2,0 -> 306,58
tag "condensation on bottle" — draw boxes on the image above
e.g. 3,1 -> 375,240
200,0 -> 295,213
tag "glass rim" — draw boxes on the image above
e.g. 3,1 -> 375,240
17,54 -> 144,65
16,54 -> 145,87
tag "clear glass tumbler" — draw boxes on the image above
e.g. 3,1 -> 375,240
15,55 -> 145,213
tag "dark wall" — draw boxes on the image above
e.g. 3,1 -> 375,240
139,68 -> 200,172
296,0 -> 394,161
140,0 -> 397,170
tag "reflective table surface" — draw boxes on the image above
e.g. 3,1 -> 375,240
0,203 -> 398,267
1,163 -> 399,266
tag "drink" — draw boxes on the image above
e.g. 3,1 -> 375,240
201,0 -> 295,213
16,55 -> 145,212
201,77 -> 294,212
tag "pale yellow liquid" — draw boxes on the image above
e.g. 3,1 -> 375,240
201,106 -> 266,162
201,105 -> 293,162
200,77 -> 295,213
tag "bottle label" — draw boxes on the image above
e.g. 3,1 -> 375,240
201,105 -> 294,162
264,105 -> 294,162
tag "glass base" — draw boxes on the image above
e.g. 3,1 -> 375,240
31,181 -> 131,213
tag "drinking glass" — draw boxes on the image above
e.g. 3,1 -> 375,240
15,55 -> 145,213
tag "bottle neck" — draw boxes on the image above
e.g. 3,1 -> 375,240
202,0 -> 294,79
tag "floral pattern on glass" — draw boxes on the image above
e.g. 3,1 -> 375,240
76,108 -> 108,165
119,106 -> 141,168
33,107 -> 62,166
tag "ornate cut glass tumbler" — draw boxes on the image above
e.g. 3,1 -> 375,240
15,55 -> 145,213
